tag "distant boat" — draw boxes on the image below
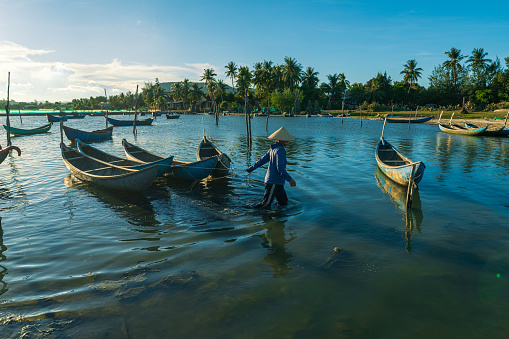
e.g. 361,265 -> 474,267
375,137 -> 425,186
106,117 -> 154,126
166,114 -> 180,119
47,113 -> 68,122
76,139 -> 173,177
463,122 -> 506,136
3,123 -> 52,136
60,143 -> 157,192
385,116 -> 433,123
122,139 -> 217,181
64,114 -> 86,119
63,125 -> 113,142
0,145 -> 21,165
438,123 -> 487,135
196,136 -> 231,177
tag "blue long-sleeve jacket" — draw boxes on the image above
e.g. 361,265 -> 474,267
247,143 -> 293,185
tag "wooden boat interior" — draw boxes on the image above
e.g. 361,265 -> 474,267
378,142 -> 410,167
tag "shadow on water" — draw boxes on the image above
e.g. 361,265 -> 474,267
1,217 -> 7,297
63,175 -> 160,228
374,167 -> 424,253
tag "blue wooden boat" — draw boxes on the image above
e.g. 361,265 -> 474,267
106,117 -> 154,126
61,143 -> 157,192
63,125 -> 113,142
64,114 -> 86,119
47,113 -> 68,122
166,114 -> 180,119
3,123 -> 52,136
463,122 -> 505,136
196,136 -> 231,177
439,123 -> 487,135
122,139 -> 217,181
385,116 -> 433,123
0,145 -> 21,165
375,137 -> 425,186
76,140 -> 173,177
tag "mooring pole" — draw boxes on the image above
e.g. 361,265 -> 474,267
6,72 -> 12,146
406,164 -> 416,209
133,85 -> 139,135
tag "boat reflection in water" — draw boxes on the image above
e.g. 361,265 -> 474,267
63,175 -> 160,228
374,167 -> 423,252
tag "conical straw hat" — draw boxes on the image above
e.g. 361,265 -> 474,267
268,126 -> 295,141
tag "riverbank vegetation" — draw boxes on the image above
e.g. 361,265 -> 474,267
3,47 -> 509,115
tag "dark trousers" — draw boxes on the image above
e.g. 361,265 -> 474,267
255,183 -> 288,209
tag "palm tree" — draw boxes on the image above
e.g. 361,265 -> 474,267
214,80 -> 228,104
466,48 -> 492,88
189,82 -> 204,112
302,67 -> 319,89
282,56 -> 303,91
443,48 -> 464,87
225,61 -> 238,94
400,59 -> 423,93
201,68 -> 217,111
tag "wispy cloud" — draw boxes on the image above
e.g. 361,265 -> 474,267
0,41 -> 212,102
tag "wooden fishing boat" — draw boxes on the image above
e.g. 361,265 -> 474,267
196,136 -> 231,177
0,145 -> 21,165
106,117 -> 154,126
463,122 -> 505,136
63,125 -> 113,142
60,143 -> 157,192
385,116 -> 433,123
438,123 -> 487,135
166,114 -> 180,119
47,113 -> 68,122
76,140 -> 173,177
375,137 -> 425,186
122,139 -> 217,181
3,123 -> 52,136
64,114 -> 86,119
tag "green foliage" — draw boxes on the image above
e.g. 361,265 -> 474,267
271,88 -> 302,111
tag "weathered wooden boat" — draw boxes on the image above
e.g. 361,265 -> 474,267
385,116 -> 433,123
375,137 -> 425,186
63,125 -> 113,142
122,139 -> 217,181
463,122 -> 505,136
166,114 -> 180,119
3,123 -> 52,136
61,143 -> 157,192
0,145 -> 21,165
196,136 -> 231,177
106,117 -> 154,126
64,114 -> 86,119
438,123 -> 487,135
47,113 -> 68,122
76,140 -> 173,177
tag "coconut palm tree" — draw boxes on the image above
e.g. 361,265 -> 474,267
201,68 -> 217,111
189,82 -> 204,112
282,56 -> 303,91
400,59 -> 423,93
302,67 -> 319,89
443,48 -> 464,87
466,48 -> 492,88
225,61 -> 238,94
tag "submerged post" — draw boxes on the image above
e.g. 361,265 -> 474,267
5,72 -> 11,146
60,120 -> 64,144
19,109 -> 22,124
406,164 -> 416,209
504,110 -> 509,127
133,85 -> 139,135
449,112 -> 455,125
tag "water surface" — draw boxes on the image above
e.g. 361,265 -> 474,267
1,114 -> 508,338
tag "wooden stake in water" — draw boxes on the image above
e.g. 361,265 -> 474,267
438,111 -> 443,124
19,109 -> 22,124
504,110 -> 509,127
449,112 -> 455,125
105,89 -> 108,128
60,121 -> 64,144
360,107 -> 363,127
133,85 -> 139,135
380,118 -> 387,144
406,164 -> 416,209
5,72 -> 11,146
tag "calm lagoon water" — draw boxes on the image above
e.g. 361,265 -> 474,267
1,114 -> 509,338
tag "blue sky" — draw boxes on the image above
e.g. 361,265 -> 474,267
1,0 -> 508,102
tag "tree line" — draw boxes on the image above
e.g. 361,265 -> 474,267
5,47 -> 509,113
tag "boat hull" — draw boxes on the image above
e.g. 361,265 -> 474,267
3,123 -> 52,135
385,116 -> 433,123
122,139 -> 216,181
106,117 -> 154,126
196,136 -> 231,177
63,125 -> 113,142
439,124 -> 487,135
60,143 -> 157,192
375,138 -> 425,186
47,113 -> 68,122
